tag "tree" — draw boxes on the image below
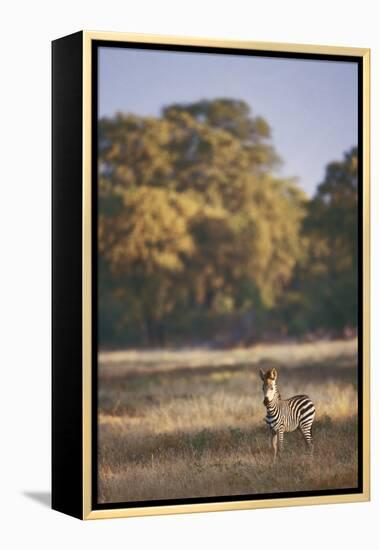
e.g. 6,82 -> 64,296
281,147 -> 358,334
162,98 -> 280,171
98,99 -> 306,346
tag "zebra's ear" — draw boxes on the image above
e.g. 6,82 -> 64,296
259,368 -> 265,381
269,368 -> 278,380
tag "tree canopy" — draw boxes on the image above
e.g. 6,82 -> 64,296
98,99 -> 358,347
302,147 -> 358,331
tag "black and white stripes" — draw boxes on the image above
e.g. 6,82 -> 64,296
259,367 -> 316,460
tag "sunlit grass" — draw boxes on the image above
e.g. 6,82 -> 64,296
99,338 -> 357,374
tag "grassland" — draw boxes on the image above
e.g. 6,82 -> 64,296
98,339 -> 358,504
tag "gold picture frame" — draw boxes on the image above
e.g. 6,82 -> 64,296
52,31 -> 370,520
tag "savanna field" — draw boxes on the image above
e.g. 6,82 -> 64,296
98,339 -> 358,503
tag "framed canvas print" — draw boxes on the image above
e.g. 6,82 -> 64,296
52,31 -> 370,520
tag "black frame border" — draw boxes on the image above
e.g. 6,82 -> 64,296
52,31 -> 84,519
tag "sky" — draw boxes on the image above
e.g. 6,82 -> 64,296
99,46 -> 358,196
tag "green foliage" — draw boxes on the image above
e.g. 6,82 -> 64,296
307,148 -> 358,330
98,99 -> 358,346
275,147 -> 358,335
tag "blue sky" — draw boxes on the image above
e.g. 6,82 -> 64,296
99,47 -> 358,196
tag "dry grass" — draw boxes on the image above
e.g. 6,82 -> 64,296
98,339 -> 358,504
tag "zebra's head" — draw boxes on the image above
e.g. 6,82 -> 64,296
259,367 -> 278,406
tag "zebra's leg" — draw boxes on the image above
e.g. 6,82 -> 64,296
278,429 -> 284,456
271,430 -> 278,463
300,422 -> 314,455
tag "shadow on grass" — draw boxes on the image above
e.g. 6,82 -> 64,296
100,358 -> 357,388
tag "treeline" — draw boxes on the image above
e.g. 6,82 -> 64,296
98,99 -> 358,348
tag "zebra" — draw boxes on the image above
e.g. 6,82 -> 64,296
259,367 -> 315,461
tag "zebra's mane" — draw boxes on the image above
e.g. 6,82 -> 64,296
275,384 -> 281,400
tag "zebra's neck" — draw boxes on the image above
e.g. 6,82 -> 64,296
266,387 -> 281,415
